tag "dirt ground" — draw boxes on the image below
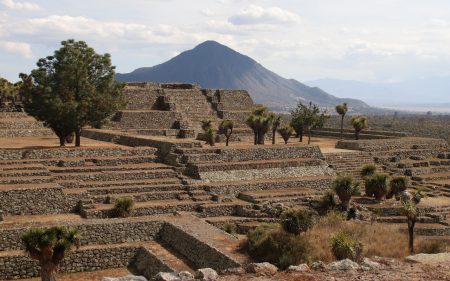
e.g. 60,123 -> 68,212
0,136 -> 124,149
6,268 -> 131,281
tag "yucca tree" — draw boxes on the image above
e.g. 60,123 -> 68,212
290,115 -> 304,142
351,116 -> 368,140
201,120 -> 216,146
333,176 -> 359,210
277,125 -> 294,144
21,227 -> 80,281
335,103 -> 348,139
271,115 -> 282,145
246,106 -> 275,145
402,200 -> 417,255
219,119 -> 234,146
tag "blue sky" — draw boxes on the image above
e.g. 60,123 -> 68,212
1,0 -> 450,86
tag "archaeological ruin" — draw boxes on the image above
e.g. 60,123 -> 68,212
0,83 -> 449,280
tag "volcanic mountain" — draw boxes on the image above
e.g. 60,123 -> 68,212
116,40 -> 369,112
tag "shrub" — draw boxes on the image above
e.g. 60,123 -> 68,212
361,164 -> 377,177
111,197 -> 134,218
201,120 -> 216,146
330,230 -> 363,262
280,208 -> 316,235
388,176 -> 409,199
223,223 -> 237,235
365,173 -> 390,200
319,191 -> 337,213
245,224 -> 312,269
333,176 -> 359,210
277,125 -> 294,144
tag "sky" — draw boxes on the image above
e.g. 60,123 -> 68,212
1,0 -> 450,87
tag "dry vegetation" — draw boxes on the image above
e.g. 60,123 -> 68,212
326,115 -> 450,143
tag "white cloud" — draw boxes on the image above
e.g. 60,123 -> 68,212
201,9 -> 215,17
0,40 -> 32,57
1,0 -> 40,11
228,5 -> 300,26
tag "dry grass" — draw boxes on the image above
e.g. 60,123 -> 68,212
307,212 -> 447,262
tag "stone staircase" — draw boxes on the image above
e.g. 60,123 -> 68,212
324,151 -> 375,182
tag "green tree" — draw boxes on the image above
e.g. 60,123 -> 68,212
21,227 -> 80,281
291,102 -> 329,144
290,115 -> 304,142
271,115 -> 282,145
335,103 -> 348,139
278,125 -> 294,144
333,176 -> 359,210
20,39 -> 125,147
351,116 -> 369,140
218,119 -> 234,146
201,120 -> 216,146
246,106 -> 275,145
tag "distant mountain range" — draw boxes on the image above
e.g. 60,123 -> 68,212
305,78 -> 450,109
116,41 -> 370,112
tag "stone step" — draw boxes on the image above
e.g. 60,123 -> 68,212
181,153 -> 222,164
377,216 -> 440,224
413,172 -> 450,182
91,155 -> 158,166
49,163 -> 168,174
238,187 -> 323,203
0,169 -> 50,177
197,176 -> 333,196
54,169 -> 177,181
0,163 -> 47,171
405,166 -> 450,176
0,182 -> 61,191
59,178 -> 181,189
89,190 -> 189,203
81,200 -> 201,219
0,175 -> 54,185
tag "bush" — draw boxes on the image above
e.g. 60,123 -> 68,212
280,208 -> 316,235
223,223 -> 237,235
319,191 -> 337,213
330,230 -> 363,262
111,197 -> 134,218
388,176 -> 409,199
333,176 -> 359,209
245,224 -> 312,269
365,173 -> 390,200
361,164 -> 377,177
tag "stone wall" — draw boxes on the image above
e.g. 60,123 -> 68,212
219,145 -> 323,162
124,89 -> 161,110
336,137 -> 448,152
0,187 -> 78,215
131,247 -> 174,279
214,90 -> 254,111
0,245 -> 138,280
112,111 -> 181,130
0,218 -> 162,251
159,222 -> 240,271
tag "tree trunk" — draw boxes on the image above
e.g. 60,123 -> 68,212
253,132 -> 258,145
355,130 -> 360,140
225,136 -> 230,146
299,132 -> 303,143
40,263 -> 57,281
75,128 -> 81,147
408,220 -> 415,255
257,131 -> 265,145
340,115 -> 345,139
58,136 -> 65,147
272,129 -> 276,145
307,126 -> 312,144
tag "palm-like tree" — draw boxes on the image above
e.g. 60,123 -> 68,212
351,116 -> 368,140
333,176 -> 359,210
219,119 -> 234,146
271,115 -> 282,145
402,200 -> 417,255
277,125 -> 294,144
335,103 -> 348,139
21,227 -> 80,281
246,106 -> 275,145
201,120 -> 216,146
